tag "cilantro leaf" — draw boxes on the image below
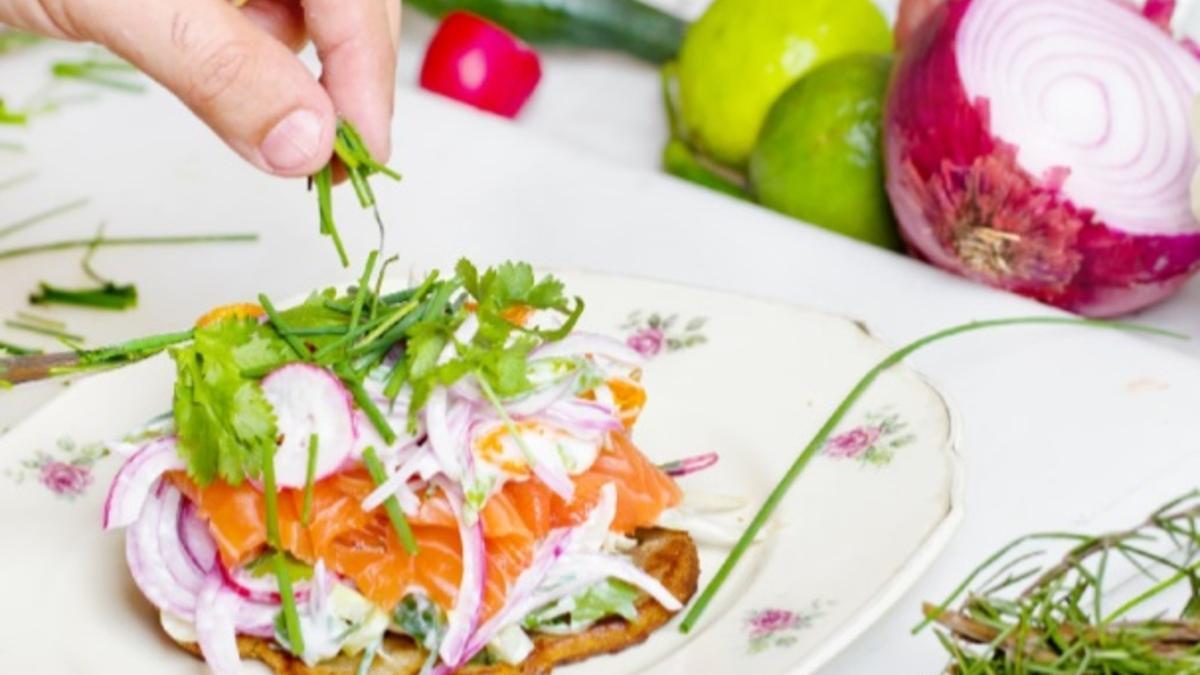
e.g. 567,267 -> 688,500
171,318 -> 292,486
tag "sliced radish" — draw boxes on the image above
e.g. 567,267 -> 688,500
260,363 -> 357,489
103,437 -> 184,530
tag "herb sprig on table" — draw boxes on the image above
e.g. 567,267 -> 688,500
923,491 -> 1200,673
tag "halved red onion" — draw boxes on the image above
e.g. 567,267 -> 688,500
530,333 -> 646,367
103,437 -> 184,530
126,482 -> 202,619
195,572 -> 243,675
261,363 -> 357,488
886,0 -> 1200,316
436,481 -> 487,667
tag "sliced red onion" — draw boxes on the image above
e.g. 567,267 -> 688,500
218,557 -> 311,605
195,572 -> 243,675
658,452 -> 720,478
126,482 -> 201,619
560,553 -> 682,611
436,481 -> 487,668
103,437 -> 184,530
537,399 -> 622,434
261,363 -> 358,488
887,0 -> 1200,316
525,442 -> 575,502
531,333 -> 646,368
362,446 -> 437,512
179,501 -> 217,574
425,386 -> 464,480
450,378 -> 484,404
158,487 -> 207,595
503,373 -> 577,417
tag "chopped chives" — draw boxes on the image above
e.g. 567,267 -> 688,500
258,293 -> 309,360
0,339 -> 41,356
362,446 -> 417,555
0,233 -> 258,262
260,440 -> 305,654
301,434 -> 319,526
30,282 -> 137,310
14,311 -> 64,330
312,165 -> 348,268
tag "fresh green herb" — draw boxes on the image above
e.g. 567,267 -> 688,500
393,593 -> 446,652
0,99 -> 26,125
679,317 -> 1187,633
30,281 -> 137,310
4,318 -> 83,343
362,446 -> 418,554
0,197 -> 89,240
171,318 -> 291,486
13,311 -> 64,330
924,491 -> 1200,673
310,119 -> 401,267
51,58 -> 143,92
0,232 -> 258,262
260,424 -> 306,656
301,433 -> 319,526
349,250 -> 380,335
524,579 -> 639,634
258,293 -> 309,360
345,373 -> 397,444
0,339 -> 41,356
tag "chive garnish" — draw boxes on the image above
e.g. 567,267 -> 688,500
259,293 -> 309,360
349,250 -> 379,334
0,339 -> 41,356
678,317 -> 1187,633
362,446 -> 418,555
344,373 -> 397,445
14,311 -> 64,330
30,282 -> 137,310
312,165 -> 347,267
301,434 -> 319,526
4,319 -> 83,343
0,233 -> 258,262
0,197 -> 88,240
260,440 -> 305,654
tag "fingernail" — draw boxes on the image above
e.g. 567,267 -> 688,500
259,109 -> 324,172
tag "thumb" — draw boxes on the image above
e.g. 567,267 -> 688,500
63,0 -> 336,176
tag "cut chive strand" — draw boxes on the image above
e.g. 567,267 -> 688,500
349,250 -> 380,334
678,316 -> 1185,633
344,374 -> 397,445
4,319 -> 83,342
14,311 -> 64,329
0,339 -> 41,355
362,446 -> 418,555
301,434 -> 319,526
0,197 -> 89,240
260,440 -> 305,654
258,293 -> 309,360
0,233 -> 258,262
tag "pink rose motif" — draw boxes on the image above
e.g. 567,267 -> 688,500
825,426 -> 882,459
626,327 -> 665,357
39,461 -> 92,496
749,609 -> 799,636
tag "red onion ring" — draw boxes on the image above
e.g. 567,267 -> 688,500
103,437 -> 183,530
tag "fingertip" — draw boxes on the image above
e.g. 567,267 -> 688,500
255,105 -> 337,176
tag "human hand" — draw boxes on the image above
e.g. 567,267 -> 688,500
0,0 -> 400,176
896,0 -> 944,50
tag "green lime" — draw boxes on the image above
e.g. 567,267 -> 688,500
749,53 -> 899,249
677,0 -> 892,168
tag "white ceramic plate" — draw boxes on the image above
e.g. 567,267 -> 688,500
0,270 -> 960,674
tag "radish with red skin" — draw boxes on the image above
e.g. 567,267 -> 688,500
885,0 -> 1200,317
420,11 -> 543,118
260,363 -> 357,489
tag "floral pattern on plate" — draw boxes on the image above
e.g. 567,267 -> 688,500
824,409 -> 916,467
746,600 -> 828,654
4,437 -> 108,498
621,311 -> 707,358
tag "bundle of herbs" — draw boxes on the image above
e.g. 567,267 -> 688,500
922,492 -> 1200,673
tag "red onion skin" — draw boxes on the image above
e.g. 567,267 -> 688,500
885,0 -> 1200,317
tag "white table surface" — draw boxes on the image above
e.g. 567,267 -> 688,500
5,4 -> 1200,674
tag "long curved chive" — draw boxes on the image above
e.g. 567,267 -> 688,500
5,319 -> 83,342
362,446 -> 418,555
260,440 -> 305,654
349,250 -> 379,334
0,233 -> 258,262
258,293 -> 309,360
301,434 -> 319,526
0,197 -> 89,240
0,339 -> 40,356
679,317 -> 1187,633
